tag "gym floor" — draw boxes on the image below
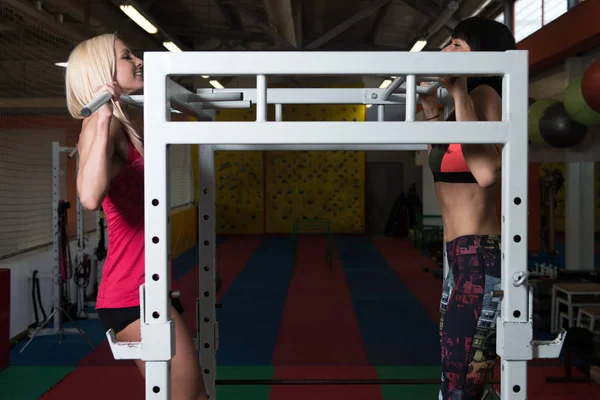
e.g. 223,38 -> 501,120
2,235 -> 599,399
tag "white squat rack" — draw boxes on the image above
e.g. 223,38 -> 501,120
102,50 -> 566,400
20,142 -> 94,353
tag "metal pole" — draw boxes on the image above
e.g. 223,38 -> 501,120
504,0 -> 514,32
405,75 -> 416,122
256,75 -> 267,122
382,76 -> 406,101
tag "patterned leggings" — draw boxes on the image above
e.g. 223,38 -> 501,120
439,235 -> 502,400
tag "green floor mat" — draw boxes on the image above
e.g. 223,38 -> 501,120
377,365 -> 441,399
0,366 -> 74,400
216,366 -> 275,400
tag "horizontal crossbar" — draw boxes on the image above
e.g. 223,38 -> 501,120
215,378 -> 500,386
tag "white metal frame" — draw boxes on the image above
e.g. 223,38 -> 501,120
104,50 -> 566,400
20,142 -> 94,352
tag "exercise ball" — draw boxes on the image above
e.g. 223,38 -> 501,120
564,76 -> 600,126
529,99 -> 556,145
582,59 -> 600,112
539,102 -> 588,148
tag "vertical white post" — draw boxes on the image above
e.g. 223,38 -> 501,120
405,75 -> 416,121
144,61 -> 173,400
76,151 -> 86,315
52,141 -> 62,333
498,51 -> 531,400
565,162 -> 595,270
377,105 -> 385,121
198,145 -> 217,399
442,105 -> 450,280
257,75 -> 267,122
564,57 -> 595,271
276,104 -> 283,121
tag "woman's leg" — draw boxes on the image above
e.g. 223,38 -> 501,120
438,235 -> 500,400
117,306 -> 208,400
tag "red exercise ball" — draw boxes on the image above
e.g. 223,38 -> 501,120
582,59 -> 600,113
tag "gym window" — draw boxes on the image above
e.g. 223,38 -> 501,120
494,0 -> 570,42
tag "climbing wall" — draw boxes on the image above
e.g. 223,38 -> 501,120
214,150 -> 264,234
265,150 -> 364,233
213,87 -> 366,234
213,108 -> 265,234
265,103 -> 365,233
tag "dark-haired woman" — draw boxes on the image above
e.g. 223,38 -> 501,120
420,17 -> 517,400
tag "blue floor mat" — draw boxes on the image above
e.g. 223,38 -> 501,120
337,237 -> 441,366
216,237 -> 295,365
173,236 -> 227,280
8,238 -> 222,367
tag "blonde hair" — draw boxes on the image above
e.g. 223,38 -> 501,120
65,33 -> 143,156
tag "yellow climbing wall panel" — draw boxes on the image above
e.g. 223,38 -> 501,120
214,104 -> 267,234
266,102 -> 365,233
214,150 -> 264,234
213,86 -> 366,234
265,150 -> 365,233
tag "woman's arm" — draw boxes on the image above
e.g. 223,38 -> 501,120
454,84 -> 503,188
77,82 -> 123,210
77,115 -> 122,210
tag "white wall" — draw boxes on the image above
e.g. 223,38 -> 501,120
1,138 -> 195,341
0,232 -> 99,339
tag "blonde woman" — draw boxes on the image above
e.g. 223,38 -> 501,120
66,33 -> 208,400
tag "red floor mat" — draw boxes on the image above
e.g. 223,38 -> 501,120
270,236 -> 383,400
174,236 -> 264,332
41,366 -> 143,399
270,366 -> 383,400
373,238 -> 442,322
77,237 -> 263,368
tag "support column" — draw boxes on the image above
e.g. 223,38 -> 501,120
198,145 -> 216,398
564,57 -> 596,271
504,0 -> 514,32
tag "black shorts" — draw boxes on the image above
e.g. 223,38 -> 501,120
97,298 -> 185,334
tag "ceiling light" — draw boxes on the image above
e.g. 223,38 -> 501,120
163,41 -> 182,52
55,62 -> 68,68
379,79 -> 392,89
410,39 -> 427,52
210,80 -> 224,89
120,5 -> 158,34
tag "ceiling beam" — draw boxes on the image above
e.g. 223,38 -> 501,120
160,25 -> 271,43
2,0 -> 88,43
212,0 -> 244,31
401,0 -> 459,30
222,0 -> 295,49
294,0 -> 303,48
42,0 -> 106,35
304,0 -> 392,50
262,0 -> 297,47
367,1 -> 392,44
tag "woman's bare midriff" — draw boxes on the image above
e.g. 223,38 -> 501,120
435,182 -> 501,242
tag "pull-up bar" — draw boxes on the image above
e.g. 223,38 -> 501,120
79,75 -> 450,124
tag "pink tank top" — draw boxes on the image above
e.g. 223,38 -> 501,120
97,141 -> 145,309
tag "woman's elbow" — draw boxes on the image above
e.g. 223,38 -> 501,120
77,183 -> 104,211
79,194 -> 102,211
474,167 -> 500,189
